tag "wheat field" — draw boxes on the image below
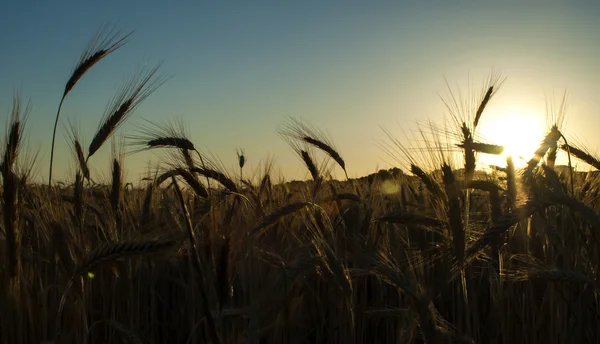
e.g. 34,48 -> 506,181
2,26 -> 600,344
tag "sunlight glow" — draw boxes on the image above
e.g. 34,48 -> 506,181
476,108 -> 546,169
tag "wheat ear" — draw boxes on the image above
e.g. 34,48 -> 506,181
561,143 -> 600,170
55,237 -> 181,341
457,141 -> 504,155
279,117 -> 348,179
49,24 -> 132,184
74,239 -> 180,277
410,164 -> 445,201
2,94 -> 28,279
303,136 -> 348,179
251,202 -> 310,236
87,63 -> 166,159
191,167 -> 237,193
442,163 -> 464,265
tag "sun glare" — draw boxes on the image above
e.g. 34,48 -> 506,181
476,109 -> 546,169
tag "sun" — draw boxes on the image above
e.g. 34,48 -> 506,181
475,108 -> 546,169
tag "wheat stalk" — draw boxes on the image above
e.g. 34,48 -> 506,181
300,150 -> 319,181
303,136 -> 347,179
216,236 -> 231,312
457,141 -> 504,155
410,164 -> 445,201
561,142 -> 600,170
55,236 -> 181,341
171,177 -> 222,344
366,250 -> 439,343
506,156 -> 517,209
140,182 -> 154,225
74,238 -> 180,277
128,118 -> 195,151
442,163 -> 464,265
2,94 -> 28,279
87,63 -> 167,159
148,137 -> 195,150
237,148 -> 245,183
191,167 -> 237,193
251,202 -> 310,236
467,199 -> 550,257
155,168 -> 209,198
110,158 -> 122,228
473,85 -> 494,129
72,171 -> 85,230
64,25 -> 133,98
3,94 -> 28,170
49,24 -> 132,184
525,126 -> 562,174
279,117 -> 348,179
64,120 -> 91,181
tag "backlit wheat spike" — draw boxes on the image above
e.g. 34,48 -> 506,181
473,86 -> 493,129
251,202 -> 310,236
525,126 -> 562,173
64,24 -> 133,98
303,136 -> 347,179
561,142 -> 600,171
410,164 -> 445,201
140,182 -> 154,225
74,141 -> 90,180
191,167 -> 237,193
506,156 -> 517,209
177,168 -> 209,198
3,94 -> 28,170
547,145 -> 558,168
467,199 -> 550,258
154,168 -> 209,198
461,123 -> 476,182
148,137 -> 195,150
442,163 -> 464,265
110,158 -> 122,227
49,24 -> 132,184
301,150 -> 319,181
171,177 -> 222,344
457,141 -> 504,155
440,70 -> 505,133
74,238 -> 181,277
88,63 -> 167,159
279,117 -> 348,179
64,120 -> 90,180
128,118 -> 195,152
2,94 -> 28,279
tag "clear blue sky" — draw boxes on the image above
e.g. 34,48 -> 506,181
2,1 -> 600,183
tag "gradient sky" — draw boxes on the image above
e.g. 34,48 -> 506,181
2,1 -> 600,184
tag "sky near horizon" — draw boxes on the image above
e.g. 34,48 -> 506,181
1,1 -> 600,184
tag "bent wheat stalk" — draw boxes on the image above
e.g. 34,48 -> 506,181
49,24 -> 132,184
171,177 -> 222,344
